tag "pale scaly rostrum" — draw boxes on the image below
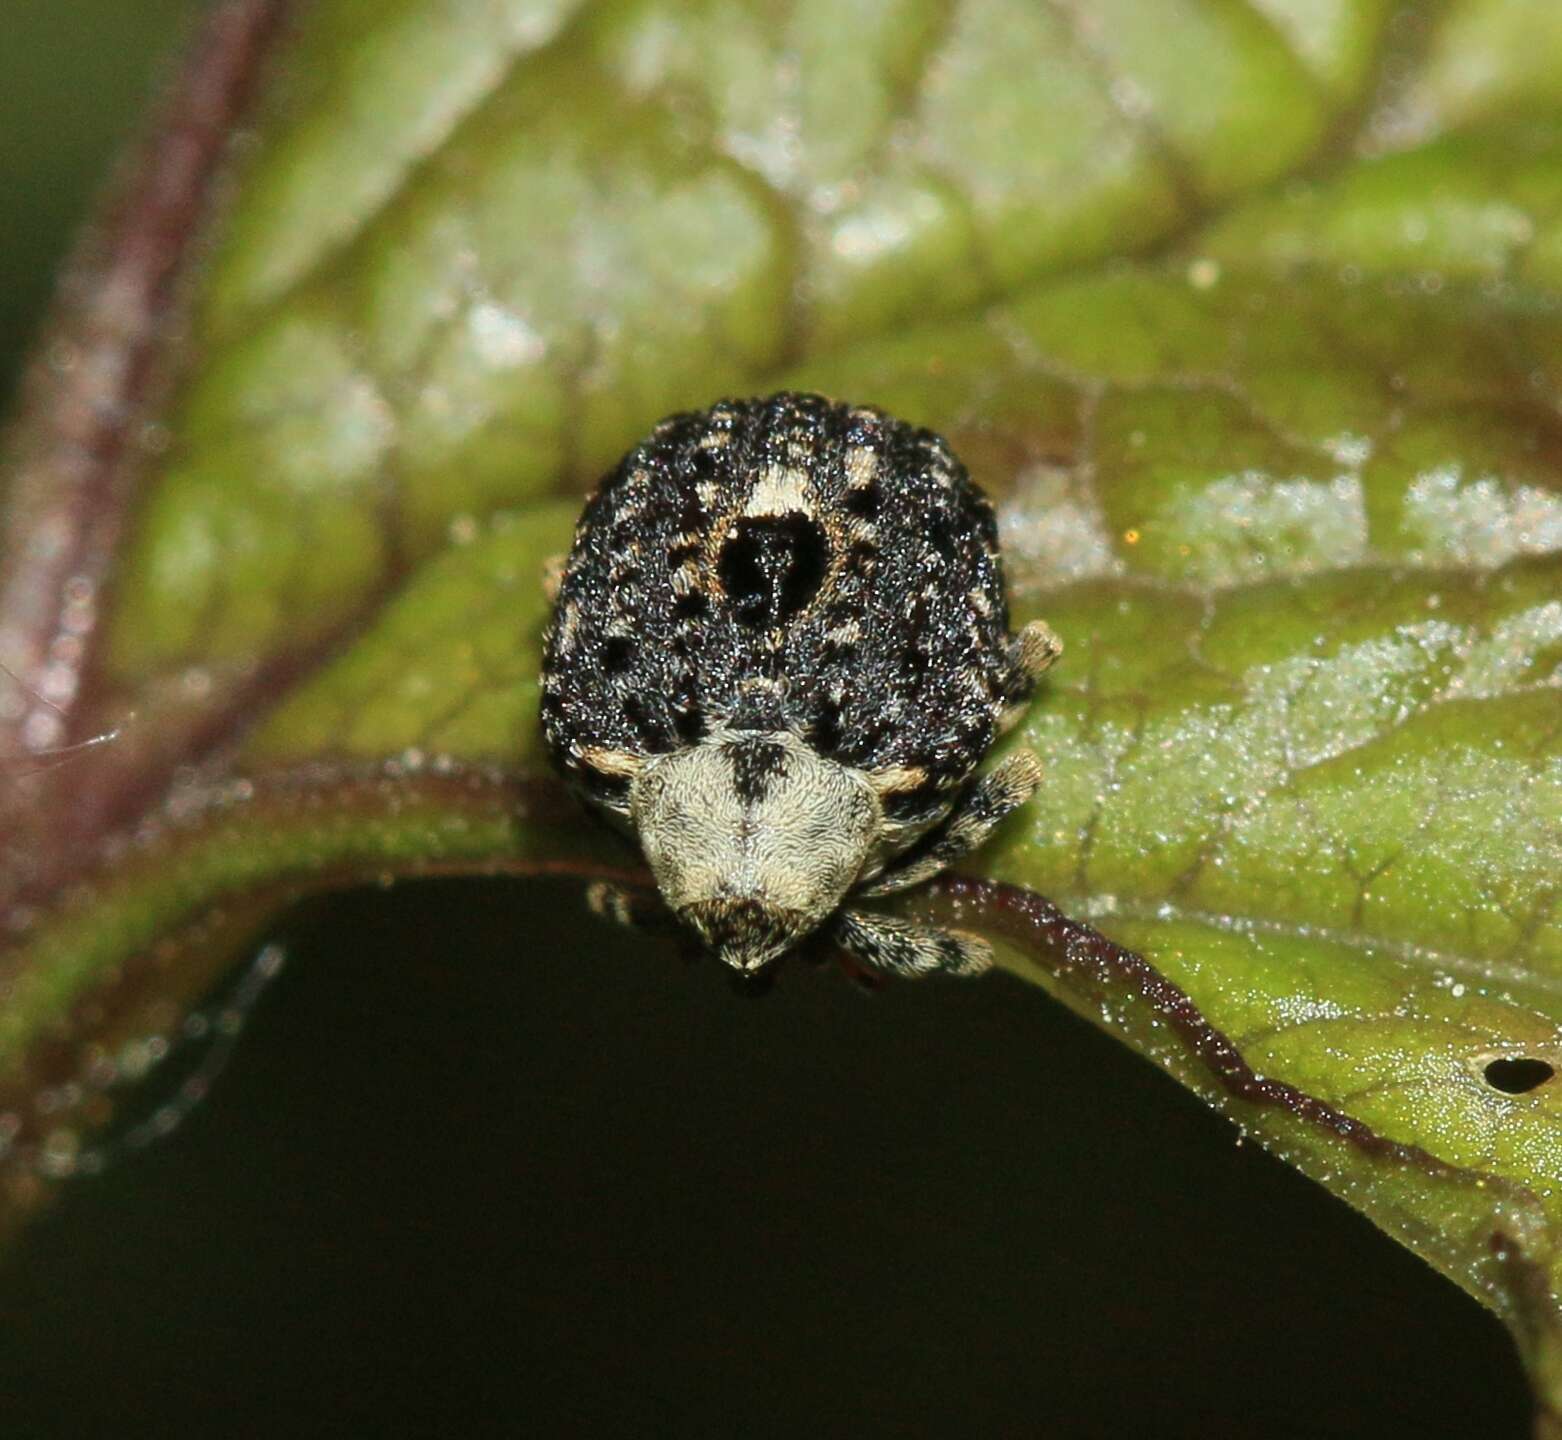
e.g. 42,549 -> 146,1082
541,392 -> 1060,979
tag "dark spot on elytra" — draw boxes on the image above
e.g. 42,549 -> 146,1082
810,700 -> 843,754
678,490 -> 708,533
674,591 -> 709,620
622,693 -> 660,744
718,513 -> 828,629
602,635 -> 635,674
928,521 -> 958,559
844,539 -> 878,577
903,592 -> 933,645
845,482 -> 880,518
957,712 -> 993,747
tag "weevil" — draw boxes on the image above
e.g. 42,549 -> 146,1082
541,393 -> 1060,979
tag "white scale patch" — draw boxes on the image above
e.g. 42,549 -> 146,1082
744,465 -> 815,517
844,446 -> 878,490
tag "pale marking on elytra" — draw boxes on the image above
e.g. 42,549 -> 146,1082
744,465 -> 814,517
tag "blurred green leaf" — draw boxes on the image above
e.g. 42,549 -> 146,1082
2,0 -> 1560,1421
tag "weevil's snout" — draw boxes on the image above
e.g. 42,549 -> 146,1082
680,897 -> 803,974
630,731 -> 883,972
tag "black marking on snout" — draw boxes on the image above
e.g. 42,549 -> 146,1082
728,736 -> 789,805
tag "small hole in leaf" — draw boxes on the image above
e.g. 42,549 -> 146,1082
1482,1057 -> 1554,1094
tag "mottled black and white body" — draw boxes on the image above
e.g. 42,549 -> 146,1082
540,393 -> 1060,978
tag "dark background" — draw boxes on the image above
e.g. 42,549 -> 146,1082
0,5 -> 1535,1437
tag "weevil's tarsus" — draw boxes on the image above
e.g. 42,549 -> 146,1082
834,910 -> 994,979
584,879 -> 671,934
1012,619 -> 1064,686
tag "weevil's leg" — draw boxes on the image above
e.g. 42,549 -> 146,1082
584,880 -> 672,933
857,749 -> 1043,898
542,553 -> 567,602
834,910 -> 993,979
998,620 -> 1063,734
1014,619 -> 1064,682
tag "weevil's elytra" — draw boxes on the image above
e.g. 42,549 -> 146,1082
540,392 -> 1061,979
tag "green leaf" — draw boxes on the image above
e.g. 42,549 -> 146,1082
2,0 -> 1560,1420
